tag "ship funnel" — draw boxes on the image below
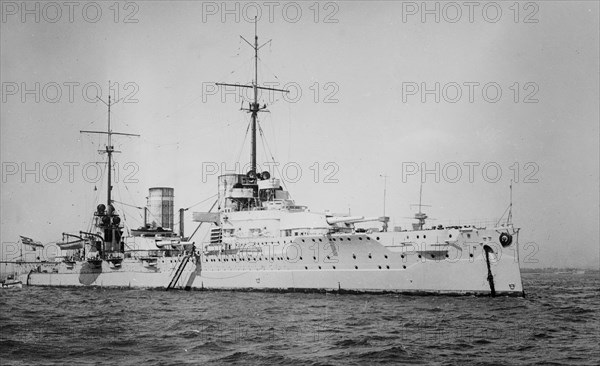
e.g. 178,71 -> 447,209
147,187 -> 174,230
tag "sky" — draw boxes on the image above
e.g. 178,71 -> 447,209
1,1 -> 599,269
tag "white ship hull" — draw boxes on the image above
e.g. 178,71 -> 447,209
23,228 -> 524,296
24,257 -> 198,290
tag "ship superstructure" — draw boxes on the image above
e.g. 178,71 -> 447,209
17,21 -> 523,296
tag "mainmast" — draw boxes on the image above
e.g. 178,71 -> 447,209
107,95 -> 113,211
251,19 -> 258,173
216,17 -> 288,179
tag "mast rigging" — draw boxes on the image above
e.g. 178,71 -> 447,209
216,17 -> 289,179
80,88 -> 140,257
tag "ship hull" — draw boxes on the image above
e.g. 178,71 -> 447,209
24,256 -> 197,290
194,229 -> 523,296
22,229 -> 524,296
194,262 -> 522,296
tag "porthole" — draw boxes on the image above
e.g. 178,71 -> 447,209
312,238 -> 315,242
305,266 -> 308,270
352,254 -> 356,259
299,256 -> 303,260
446,254 -> 449,258
467,233 -> 471,239
359,237 -> 363,240
332,238 -> 336,241
347,237 -> 351,241
403,265 -> 406,269
318,266 -> 321,269
355,266 -> 358,270
418,255 -> 422,259
368,254 -> 372,259
386,265 -> 390,269
449,234 -> 453,238
319,238 -> 322,242
469,253 -> 473,258
417,235 -> 419,239
332,266 -> 336,270
424,235 -> 426,239
313,256 -> 316,260
378,265 -> 382,269
431,254 -> 435,258
376,237 -> 380,240
401,255 -> 405,259
384,255 -> 388,259
367,237 -> 370,240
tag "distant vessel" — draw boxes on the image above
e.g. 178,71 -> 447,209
1,274 -> 23,289
15,21 -> 523,296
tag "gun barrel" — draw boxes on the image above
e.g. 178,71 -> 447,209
326,216 -> 382,225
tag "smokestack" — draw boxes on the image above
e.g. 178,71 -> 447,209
147,187 -> 174,230
179,208 -> 185,239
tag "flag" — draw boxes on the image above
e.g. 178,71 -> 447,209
20,236 -> 44,249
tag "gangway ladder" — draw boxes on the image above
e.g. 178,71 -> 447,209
166,255 -> 192,291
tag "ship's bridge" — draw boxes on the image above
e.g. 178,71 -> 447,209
194,174 -> 385,241
217,174 -> 297,212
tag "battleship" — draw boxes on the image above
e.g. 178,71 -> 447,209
10,22 -> 524,296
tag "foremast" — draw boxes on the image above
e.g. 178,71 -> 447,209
80,93 -> 139,258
